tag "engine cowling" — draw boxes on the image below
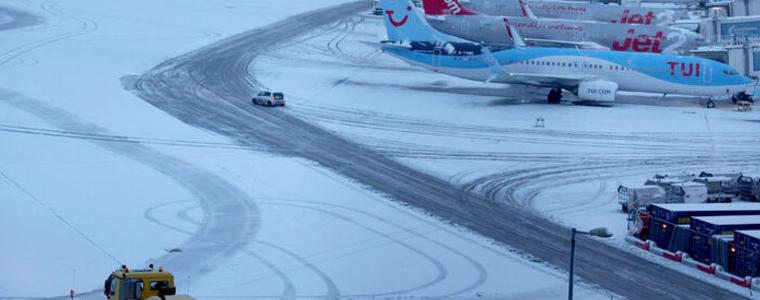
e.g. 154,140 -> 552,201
577,80 -> 618,102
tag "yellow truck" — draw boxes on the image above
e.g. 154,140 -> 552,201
104,265 -> 195,300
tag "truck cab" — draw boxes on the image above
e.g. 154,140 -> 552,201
738,175 -> 760,202
693,177 -> 735,202
104,266 -> 177,300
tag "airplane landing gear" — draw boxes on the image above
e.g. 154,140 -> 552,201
705,99 -> 716,109
547,88 -> 562,104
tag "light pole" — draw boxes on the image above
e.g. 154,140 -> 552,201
568,227 -> 613,300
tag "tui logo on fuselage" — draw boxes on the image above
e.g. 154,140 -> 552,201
386,6 -> 413,27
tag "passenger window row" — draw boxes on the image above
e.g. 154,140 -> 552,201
515,60 -> 634,72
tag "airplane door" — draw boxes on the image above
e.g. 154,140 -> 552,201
433,49 -> 442,67
574,31 -> 585,43
702,64 -> 712,83
576,60 -> 591,74
461,18 -> 470,34
571,60 -> 581,73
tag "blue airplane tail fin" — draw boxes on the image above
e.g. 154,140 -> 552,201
380,0 -> 463,43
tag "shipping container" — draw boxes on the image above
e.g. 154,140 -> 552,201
647,203 -> 760,250
710,235 -> 735,273
669,225 -> 691,253
690,215 -> 760,265
734,230 -> 760,277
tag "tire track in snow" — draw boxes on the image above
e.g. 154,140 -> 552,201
290,103 -> 760,155
266,198 -> 487,298
148,203 -> 298,300
466,155 -> 760,226
177,197 -> 490,298
0,123 -> 269,151
0,1 -> 98,67
0,3 -> 42,32
0,91 -> 260,298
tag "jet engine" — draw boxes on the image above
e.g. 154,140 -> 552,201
577,80 -> 618,102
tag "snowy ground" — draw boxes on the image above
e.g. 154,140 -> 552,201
254,11 -> 760,237
252,12 -> 760,298
0,1 -> 617,299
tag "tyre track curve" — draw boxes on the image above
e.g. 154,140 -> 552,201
0,91 -> 260,299
0,3 -> 42,32
176,197 -> 490,298
147,202 -> 297,300
0,1 -> 98,67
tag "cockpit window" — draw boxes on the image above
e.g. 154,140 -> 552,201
150,281 -> 170,290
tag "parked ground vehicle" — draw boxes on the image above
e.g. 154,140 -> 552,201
371,0 -> 382,15
698,171 -> 742,194
645,174 -> 695,191
252,91 -> 285,107
618,185 -> 666,212
693,177 -> 735,202
737,101 -> 753,111
104,265 -> 195,300
645,176 -> 707,204
669,182 -> 708,204
737,175 -> 760,202
732,91 -> 755,104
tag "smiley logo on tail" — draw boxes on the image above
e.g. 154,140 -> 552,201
386,5 -> 413,27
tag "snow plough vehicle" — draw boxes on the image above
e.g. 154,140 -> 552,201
104,265 -> 195,300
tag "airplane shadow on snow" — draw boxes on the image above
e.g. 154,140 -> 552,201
340,79 -> 713,108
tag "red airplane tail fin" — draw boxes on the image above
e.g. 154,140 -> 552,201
421,0 -> 479,16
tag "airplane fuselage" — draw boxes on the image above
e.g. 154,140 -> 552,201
468,0 -> 682,25
427,15 -> 705,54
384,45 -> 753,98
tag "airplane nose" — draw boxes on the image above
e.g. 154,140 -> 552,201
687,33 -> 708,51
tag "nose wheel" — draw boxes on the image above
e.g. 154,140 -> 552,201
547,88 -> 562,104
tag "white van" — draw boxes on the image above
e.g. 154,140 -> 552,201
252,91 -> 285,107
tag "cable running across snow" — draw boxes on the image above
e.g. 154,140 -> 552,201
0,168 -> 122,265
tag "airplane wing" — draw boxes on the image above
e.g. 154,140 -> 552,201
504,72 -> 598,87
480,42 -> 597,87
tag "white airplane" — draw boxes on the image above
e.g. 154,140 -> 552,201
380,0 -> 755,106
422,0 -> 706,54
467,0 -> 684,26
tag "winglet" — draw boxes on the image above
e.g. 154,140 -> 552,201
517,0 -> 538,20
480,47 -> 503,83
503,17 -> 526,47
421,0 -> 479,16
